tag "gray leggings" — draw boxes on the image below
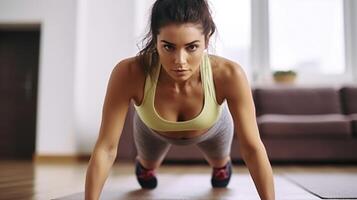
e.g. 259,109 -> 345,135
133,103 -> 234,161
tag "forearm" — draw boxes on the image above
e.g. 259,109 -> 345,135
242,143 -> 275,200
85,149 -> 117,200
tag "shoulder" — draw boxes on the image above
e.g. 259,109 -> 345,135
209,54 -> 246,81
209,54 -> 249,99
113,56 -> 145,79
209,55 -> 255,116
110,56 -> 146,99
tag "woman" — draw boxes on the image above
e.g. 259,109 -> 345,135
85,0 -> 275,199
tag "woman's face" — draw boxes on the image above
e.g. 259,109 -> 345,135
156,23 -> 207,83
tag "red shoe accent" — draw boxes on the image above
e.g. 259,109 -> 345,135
213,168 -> 229,180
213,167 -> 229,180
138,169 -> 156,181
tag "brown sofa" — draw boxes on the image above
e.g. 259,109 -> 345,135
253,86 -> 357,162
117,85 -> 357,163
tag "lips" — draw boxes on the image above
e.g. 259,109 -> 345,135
172,69 -> 188,76
173,69 -> 188,72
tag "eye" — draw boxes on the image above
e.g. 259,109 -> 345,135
163,45 -> 175,52
187,45 -> 198,52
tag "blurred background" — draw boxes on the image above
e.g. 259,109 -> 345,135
0,0 -> 357,162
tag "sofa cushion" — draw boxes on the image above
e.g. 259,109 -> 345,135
257,114 -> 352,138
346,114 -> 357,137
340,86 -> 357,114
254,87 -> 342,115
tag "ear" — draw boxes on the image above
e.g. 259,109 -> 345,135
205,36 -> 210,49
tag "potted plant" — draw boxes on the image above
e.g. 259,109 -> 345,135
272,70 -> 297,84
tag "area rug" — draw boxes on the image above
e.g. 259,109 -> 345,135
283,173 -> 357,199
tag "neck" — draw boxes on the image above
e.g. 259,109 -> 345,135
159,66 -> 201,91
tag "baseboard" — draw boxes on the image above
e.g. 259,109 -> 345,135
34,154 -> 90,163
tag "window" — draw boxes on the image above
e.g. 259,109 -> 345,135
269,0 -> 345,75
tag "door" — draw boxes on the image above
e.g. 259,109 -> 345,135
0,29 -> 40,159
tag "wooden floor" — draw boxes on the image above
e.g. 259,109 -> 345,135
1,160 -> 357,200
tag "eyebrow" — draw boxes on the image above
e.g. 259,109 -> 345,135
160,40 -> 200,46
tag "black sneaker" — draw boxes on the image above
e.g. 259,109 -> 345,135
135,160 -> 157,189
211,160 -> 232,188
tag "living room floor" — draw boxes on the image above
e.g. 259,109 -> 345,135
1,160 -> 357,200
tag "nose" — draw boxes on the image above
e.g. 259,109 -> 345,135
174,50 -> 187,66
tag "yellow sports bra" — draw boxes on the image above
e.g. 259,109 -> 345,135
134,54 -> 223,132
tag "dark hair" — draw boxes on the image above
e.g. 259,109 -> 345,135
136,0 -> 216,78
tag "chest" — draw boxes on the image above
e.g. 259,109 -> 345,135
154,83 -> 205,122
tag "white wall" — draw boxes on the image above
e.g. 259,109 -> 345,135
75,0 -> 136,153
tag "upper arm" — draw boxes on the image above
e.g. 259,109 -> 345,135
223,62 -> 261,153
94,59 -> 136,154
